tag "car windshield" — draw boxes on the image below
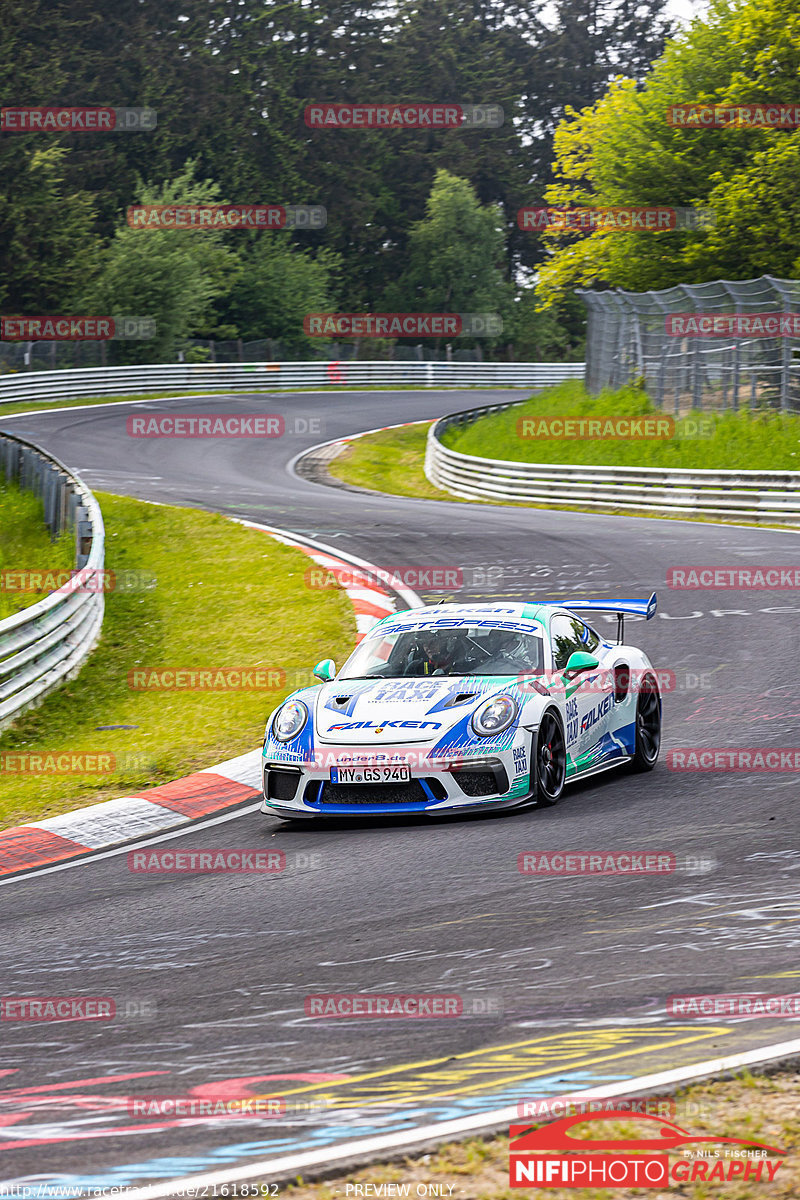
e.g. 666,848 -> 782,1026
338,624 -> 545,679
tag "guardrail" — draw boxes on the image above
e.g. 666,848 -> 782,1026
0,435 -> 105,729
0,360 -> 585,407
424,400 -> 800,523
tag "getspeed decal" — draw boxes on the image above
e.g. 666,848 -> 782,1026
375,617 -> 540,637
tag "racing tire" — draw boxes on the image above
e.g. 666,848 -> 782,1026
629,674 -> 661,772
531,709 -> 567,807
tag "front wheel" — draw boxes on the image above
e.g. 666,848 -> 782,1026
531,710 -> 567,807
630,675 -> 661,771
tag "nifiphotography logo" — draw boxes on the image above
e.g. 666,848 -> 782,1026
509,1110 -> 786,1188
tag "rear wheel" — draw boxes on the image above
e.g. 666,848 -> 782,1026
532,710 -> 567,807
630,675 -> 661,771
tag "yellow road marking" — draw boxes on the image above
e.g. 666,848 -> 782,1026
252,1025 -> 731,1103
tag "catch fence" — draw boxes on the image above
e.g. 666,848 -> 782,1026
581,275 -> 800,411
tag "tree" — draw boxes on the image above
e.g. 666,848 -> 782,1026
220,236 -> 342,353
0,146 -> 101,313
386,169 -> 513,350
509,288 -> 586,360
83,162 -> 240,362
536,0 -> 800,304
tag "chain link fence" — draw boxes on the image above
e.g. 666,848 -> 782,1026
580,275 -> 800,412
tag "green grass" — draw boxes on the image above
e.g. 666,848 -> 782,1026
328,385 -> 800,527
328,422 -> 445,499
0,481 -> 75,619
0,493 -> 355,829
443,380 -> 800,470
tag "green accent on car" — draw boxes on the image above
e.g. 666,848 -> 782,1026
506,773 -> 530,799
521,603 -> 549,626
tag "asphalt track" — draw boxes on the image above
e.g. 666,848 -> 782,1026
1,389 -> 799,1191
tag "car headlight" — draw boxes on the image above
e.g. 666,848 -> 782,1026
471,694 -> 518,738
272,699 -> 309,743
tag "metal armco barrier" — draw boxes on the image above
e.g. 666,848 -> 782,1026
0,435 -> 105,729
425,401 -> 800,523
0,360 -> 585,407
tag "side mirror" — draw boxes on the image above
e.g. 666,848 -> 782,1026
564,651 -> 599,675
313,658 -> 336,682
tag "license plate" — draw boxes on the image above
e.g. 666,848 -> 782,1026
331,765 -> 411,784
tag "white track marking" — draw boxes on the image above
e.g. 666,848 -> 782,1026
119,1036 -> 800,1199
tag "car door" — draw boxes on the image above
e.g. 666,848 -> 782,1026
549,611 -> 616,771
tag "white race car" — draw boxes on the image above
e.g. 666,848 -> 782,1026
260,596 -> 661,819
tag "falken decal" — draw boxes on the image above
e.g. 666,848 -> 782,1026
328,719 -> 443,731
580,693 -> 614,732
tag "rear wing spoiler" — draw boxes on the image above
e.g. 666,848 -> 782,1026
564,592 -> 657,644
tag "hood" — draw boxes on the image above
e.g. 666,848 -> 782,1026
314,676 -> 505,744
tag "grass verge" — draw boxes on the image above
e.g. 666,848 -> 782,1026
327,388 -> 799,527
442,381 -> 800,471
328,424 -> 444,500
281,1069 -> 799,1199
0,493 -> 355,829
0,480 -> 75,619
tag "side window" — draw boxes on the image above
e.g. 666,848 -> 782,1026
550,614 -> 600,669
577,620 -> 601,653
550,614 -> 583,670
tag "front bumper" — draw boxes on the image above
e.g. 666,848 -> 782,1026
260,742 -> 532,818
